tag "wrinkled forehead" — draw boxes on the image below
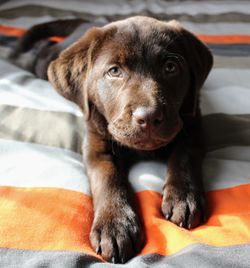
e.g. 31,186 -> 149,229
96,19 -> 183,67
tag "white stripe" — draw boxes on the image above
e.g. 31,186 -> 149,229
128,146 -> 250,193
128,161 -> 166,193
1,65 -> 249,117
204,69 -> 250,90
201,69 -> 250,115
0,139 -> 249,194
0,139 -> 90,194
2,63 -> 250,118
204,146 -> 250,191
0,60 -> 83,116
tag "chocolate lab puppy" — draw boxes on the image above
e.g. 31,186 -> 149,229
16,16 -> 213,263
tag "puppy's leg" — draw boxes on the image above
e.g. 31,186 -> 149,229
83,131 -> 143,263
161,116 -> 207,229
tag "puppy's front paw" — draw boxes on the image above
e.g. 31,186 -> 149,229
90,205 -> 144,263
161,183 -> 206,229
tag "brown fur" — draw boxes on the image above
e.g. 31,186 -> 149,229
22,16 -> 213,263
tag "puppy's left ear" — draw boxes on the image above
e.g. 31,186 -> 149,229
180,29 -> 213,117
47,27 -> 104,119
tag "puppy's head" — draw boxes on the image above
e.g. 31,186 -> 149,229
48,16 -> 213,151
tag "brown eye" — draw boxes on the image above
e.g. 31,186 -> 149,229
165,60 -> 178,74
107,66 -> 122,78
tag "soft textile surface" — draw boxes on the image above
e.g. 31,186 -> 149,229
0,1 -> 250,267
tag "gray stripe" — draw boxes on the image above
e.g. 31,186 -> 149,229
0,5 -> 103,23
0,46 -> 35,72
209,44 -> 250,57
203,114 -> 250,151
182,22 -> 250,35
0,244 -> 249,267
153,12 -> 250,24
0,105 -> 84,153
1,106 -> 250,153
214,55 -> 250,69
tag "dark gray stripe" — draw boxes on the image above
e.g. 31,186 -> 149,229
0,105 -> 84,153
1,5 -> 250,23
209,44 -> 250,57
0,244 -> 249,267
203,113 -> 250,151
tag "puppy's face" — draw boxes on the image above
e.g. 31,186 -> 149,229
89,21 -> 189,150
48,16 -> 213,151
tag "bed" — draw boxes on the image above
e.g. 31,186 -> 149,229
0,0 -> 249,267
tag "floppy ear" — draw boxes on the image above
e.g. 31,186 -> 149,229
48,27 -> 103,119
179,29 -> 213,117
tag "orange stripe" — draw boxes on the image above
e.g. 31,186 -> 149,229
49,36 -> 65,42
198,34 -> 250,44
0,185 -> 249,259
1,24 -> 250,45
0,25 -> 64,42
0,187 -> 96,255
0,25 -> 26,37
138,184 -> 250,256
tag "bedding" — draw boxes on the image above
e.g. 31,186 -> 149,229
0,0 -> 250,267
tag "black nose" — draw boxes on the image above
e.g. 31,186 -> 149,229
132,106 -> 164,129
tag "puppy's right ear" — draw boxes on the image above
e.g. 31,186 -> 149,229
48,27 -> 103,119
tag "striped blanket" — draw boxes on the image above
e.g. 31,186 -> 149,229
0,1 -> 249,267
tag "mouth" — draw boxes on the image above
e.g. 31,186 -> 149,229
109,120 -> 182,151
132,139 -> 170,151
110,129 -> 180,151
